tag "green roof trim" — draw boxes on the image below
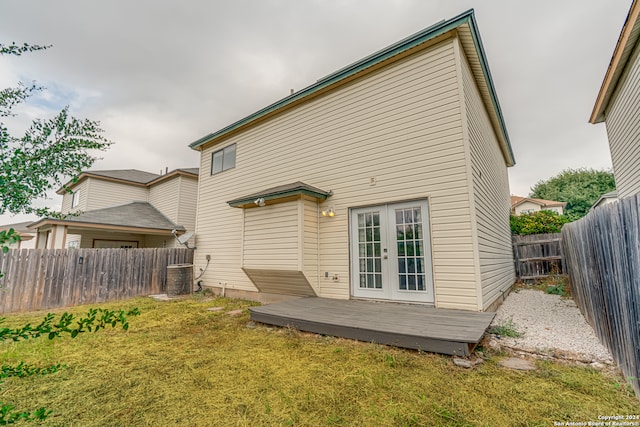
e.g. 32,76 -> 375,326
464,12 -> 515,164
190,9 -> 513,165
227,181 -> 331,208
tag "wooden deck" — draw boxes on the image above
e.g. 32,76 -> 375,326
249,297 -> 495,356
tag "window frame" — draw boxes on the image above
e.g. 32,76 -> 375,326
211,143 -> 236,175
71,191 -> 80,208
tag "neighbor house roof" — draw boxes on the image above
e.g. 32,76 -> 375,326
0,221 -> 36,240
190,9 -> 515,167
0,221 -> 35,234
228,181 -> 331,208
590,190 -> 618,210
57,168 -> 199,194
590,0 -> 640,123
28,202 -> 185,234
510,196 -> 566,209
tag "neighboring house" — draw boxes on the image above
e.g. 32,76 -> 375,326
0,222 -> 36,249
590,190 -> 619,211
189,10 -> 516,312
510,196 -> 566,215
29,168 -> 198,249
590,0 -> 640,199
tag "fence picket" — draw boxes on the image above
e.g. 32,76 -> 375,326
562,194 -> 640,398
0,248 -> 194,314
512,233 -> 565,281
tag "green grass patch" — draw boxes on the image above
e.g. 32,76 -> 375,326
524,274 -> 572,297
489,317 -> 523,338
0,295 -> 637,426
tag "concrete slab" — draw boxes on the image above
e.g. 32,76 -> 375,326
499,357 -> 536,371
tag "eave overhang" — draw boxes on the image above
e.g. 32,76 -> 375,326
27,218 -> 185,235
227,182 -> 331,208
590,0 -> 640,123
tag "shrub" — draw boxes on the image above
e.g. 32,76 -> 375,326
510,210 -> 570,235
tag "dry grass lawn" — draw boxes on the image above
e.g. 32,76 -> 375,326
0,294 -> 638,426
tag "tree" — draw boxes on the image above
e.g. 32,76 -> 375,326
0,42 -> 111,251
529,168 -> 616,219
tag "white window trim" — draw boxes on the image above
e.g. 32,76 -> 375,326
211,143 -> 236,175
71,191 -> 80,208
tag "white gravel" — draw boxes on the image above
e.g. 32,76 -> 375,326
489,289 -> 614,364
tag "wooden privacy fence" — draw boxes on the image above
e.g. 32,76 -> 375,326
512,233 -> 565,281
562,194 -> 640,398
0,248 -> 194,314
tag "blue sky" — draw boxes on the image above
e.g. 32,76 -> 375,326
0,0 -> 633,224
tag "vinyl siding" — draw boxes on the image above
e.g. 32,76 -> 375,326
84,178 -> 148,211
73,230 -> 146,248
605,42 -> 640,199
145,234 -> 177,248
195,37 -> 478,309
176,176 -> 198,233
61,180 -> 89,214
242,201 -> 299,270
459,42 -> 515,310
513,201 -> 541,215
149,176 -> 180,223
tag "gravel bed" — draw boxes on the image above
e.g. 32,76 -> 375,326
489,289 -> 613,364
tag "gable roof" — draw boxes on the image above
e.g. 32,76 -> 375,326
28,202 -> 185,233
57,168 -> 199,194
590,0 -> 640,123
510,196 -> 566,209
590,190 -> 618,210
228,181 -> 331,208
190,9 -> 515,167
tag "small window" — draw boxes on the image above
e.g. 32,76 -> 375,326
71,191 -> 80,208
211,144 -> 236,175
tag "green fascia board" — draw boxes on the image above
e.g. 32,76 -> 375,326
465,12 -> 515,165
228,188 -> 329,208
190,8 -> 513,164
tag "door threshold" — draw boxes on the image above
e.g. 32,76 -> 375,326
350,297 -> 435,308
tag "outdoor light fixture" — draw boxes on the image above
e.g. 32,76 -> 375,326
322,207 -> 335,217
254,198 -> 265,207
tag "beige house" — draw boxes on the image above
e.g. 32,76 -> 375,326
0,222 -> 36,249
190,10 -> 516,312
510,196 -> 566,215
591,0 -> 640,199
29,168 -> 198,249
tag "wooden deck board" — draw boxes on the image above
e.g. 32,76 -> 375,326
249,297 -> 495,356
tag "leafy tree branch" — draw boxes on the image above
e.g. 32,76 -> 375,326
0,42 -> 112,250
0,308 -> 140,423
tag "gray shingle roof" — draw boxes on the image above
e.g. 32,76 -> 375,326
0,221 -> 35,233
177,168 -> 199,176
64,202 -> 184,231
86,170 -> 161,184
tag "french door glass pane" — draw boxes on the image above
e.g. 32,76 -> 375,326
395,207 -> 427,293
357,212 -> 382,289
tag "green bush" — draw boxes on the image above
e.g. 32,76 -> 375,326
510,210 -> 570,235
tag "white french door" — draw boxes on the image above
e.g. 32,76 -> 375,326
350,200 -> 434,303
